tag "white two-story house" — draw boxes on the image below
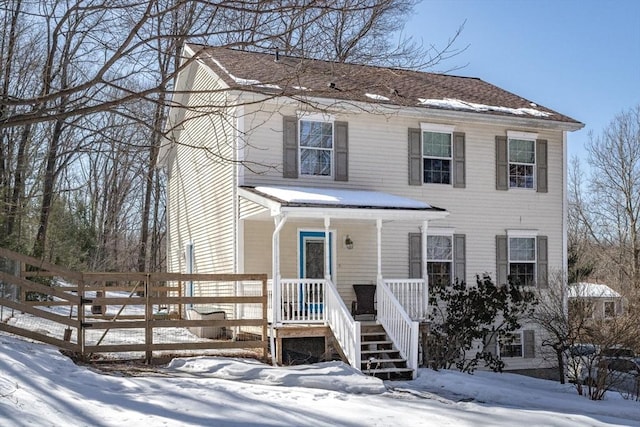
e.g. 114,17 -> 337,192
158,44 -> 583,379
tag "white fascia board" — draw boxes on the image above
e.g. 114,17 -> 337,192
237,187 -> 283,213
258,94 -> 584,132
280,206 -> 449,222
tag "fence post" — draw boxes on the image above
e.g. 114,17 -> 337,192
78,274 -> 85,359
145,274 -> 152,363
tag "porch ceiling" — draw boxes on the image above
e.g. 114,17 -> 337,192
238,185 -> 449,222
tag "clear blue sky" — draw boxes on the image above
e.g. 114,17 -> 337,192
404,0 -> 640,164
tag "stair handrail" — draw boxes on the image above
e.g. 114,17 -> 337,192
324,279 -> 361,369
377,279 -> 419,378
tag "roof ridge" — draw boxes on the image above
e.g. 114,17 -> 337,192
188,43 -> 481,81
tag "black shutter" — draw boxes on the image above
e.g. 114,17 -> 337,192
408,128 -> 422,185
334,121 -> 348,181
496,235 -> 508,285
453,234 -> 466,283
409,233 -> 422,278
536,139 -> 548,193
496,135 -> 508,190
452,132 -> 466,188
283,116 -> 298,178
523,330 -> 535,358
537,236 -> 548,288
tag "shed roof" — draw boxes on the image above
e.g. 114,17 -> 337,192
568,282 -> 622,299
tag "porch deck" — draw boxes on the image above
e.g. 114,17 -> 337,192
269,278 -> 428,379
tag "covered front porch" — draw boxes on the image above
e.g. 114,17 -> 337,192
239,185 -> 449,378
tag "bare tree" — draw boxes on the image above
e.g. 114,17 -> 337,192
0,0 -> 465,271
572,105 -> 640,291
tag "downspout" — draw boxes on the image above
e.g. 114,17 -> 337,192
271,213 -> 288,366
561,130 -> 569,382
562,130 -> 569,314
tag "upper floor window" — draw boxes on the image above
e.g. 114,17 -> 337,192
283,114 -> 348,181
496,131 -> 547,192
427,234 -> 453,287
509,236 -> 536,286
423,131 -> 452,184
409,124 -> 465,187
299,120 -> 333,176
509,136 -> 535,188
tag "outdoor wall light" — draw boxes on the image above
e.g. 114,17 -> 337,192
344,235 -> 354,250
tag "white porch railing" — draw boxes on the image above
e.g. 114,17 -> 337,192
385,279 -> 428,321
324,279 -> 361,369
276,278 -> 326,323
377,280 -> 419,378
272,278 -> 361,369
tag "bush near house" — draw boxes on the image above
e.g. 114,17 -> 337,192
427,274 -> 538,373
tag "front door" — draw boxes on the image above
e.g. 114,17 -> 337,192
299,231 -> 333,313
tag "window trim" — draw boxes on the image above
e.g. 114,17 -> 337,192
298,117 -> 335,178
507,231 -> 537,286
421,123 -> 455,185
507,131 -> 538,190
426,230 -> 454,286
499,331 -> 524,358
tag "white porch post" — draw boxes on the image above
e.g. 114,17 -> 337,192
272,214 -> 288,323
421,220 -> 429,316
271,214 -> 287,365
324,217 -> 331,281
376,219 -> 383,284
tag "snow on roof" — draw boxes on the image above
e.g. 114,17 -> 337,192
210,57 -> 282,90
365,93 -> 390,101
418,98 -> 552,118
568,282 -> 622,299
252,186 -> 437,210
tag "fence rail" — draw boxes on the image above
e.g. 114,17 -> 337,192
0,248 -> 268,363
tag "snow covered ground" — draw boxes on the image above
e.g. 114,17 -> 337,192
1,333 -> 638,427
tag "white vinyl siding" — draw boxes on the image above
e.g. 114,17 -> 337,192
166,62 -> 236,277
240,107 -> 564,283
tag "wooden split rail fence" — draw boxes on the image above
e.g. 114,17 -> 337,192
0,248 -> 268,362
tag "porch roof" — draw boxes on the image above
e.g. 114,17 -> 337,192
238,185 -> 448,221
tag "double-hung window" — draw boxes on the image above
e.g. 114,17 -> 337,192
508,131 -> 536,189
299,119 -> 333,176
422,123 -> 454,184
499,332 -> 523,358
509,236 -> 536,286
427,234 -> 453,287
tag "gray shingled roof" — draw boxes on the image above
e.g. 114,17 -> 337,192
190,44 -> 582,125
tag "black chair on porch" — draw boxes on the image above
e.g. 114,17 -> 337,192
351,284 -> 376,321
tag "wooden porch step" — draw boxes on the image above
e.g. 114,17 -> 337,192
361,340 -> 392,346
358,323 -> 414,380
362,367 -> 413,374
361,358 -> 405,364
361,367 -> 414,380
361,331 -> 386,336
361,349 -> 400,355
